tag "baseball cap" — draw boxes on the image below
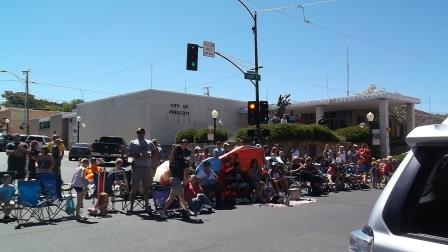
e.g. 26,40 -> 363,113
136,128 -> 145,133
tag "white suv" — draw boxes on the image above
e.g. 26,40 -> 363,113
349,118 -> 448,252
26,135 -> 51,151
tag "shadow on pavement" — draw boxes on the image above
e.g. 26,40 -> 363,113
14,216 -> 98,229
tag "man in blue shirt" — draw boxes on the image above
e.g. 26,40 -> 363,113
0,174 -> 16,220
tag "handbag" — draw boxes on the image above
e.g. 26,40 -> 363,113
65,197 -> 76,215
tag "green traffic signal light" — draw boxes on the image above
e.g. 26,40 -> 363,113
186,43 -> 198,71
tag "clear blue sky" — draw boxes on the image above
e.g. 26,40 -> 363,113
1,0 -> 447,113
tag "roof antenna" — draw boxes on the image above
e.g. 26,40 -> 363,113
299,5 -> 311,23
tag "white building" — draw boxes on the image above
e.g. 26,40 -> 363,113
75,89 -> 247,145
30,89 -> 420,157
287,92 -> 420,156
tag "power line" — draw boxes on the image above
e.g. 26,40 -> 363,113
263,70 -> 346,93
247,0 -> 419,58
31,81 -> 119,96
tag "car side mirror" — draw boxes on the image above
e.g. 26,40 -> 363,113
95,140 -> 98,142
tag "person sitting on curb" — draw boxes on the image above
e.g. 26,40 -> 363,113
88,192 -> 109,216
268,161 -> 290,204
0,174 -> 15,221
184,175 -> 213,215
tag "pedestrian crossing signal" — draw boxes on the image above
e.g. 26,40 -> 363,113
259,101 -> 269,124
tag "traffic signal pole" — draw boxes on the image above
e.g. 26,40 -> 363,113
239,0 -> 261,143
253,12 -> 261,144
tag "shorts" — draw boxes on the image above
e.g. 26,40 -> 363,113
131,165 -> 152,192
170,177 -> 183,190
362,163 -> 371,173
73,186 -> 85,193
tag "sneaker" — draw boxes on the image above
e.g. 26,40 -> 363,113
159,211 -> 168,219
144,206 -> 152,215
187,210 -> 196,216
202,204 -> 212,209
284,195 -> 291,206
75,215 -> 87,220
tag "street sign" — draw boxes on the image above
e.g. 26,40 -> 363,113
203,41 -> 215,58
372,128 -> 381,146
244,71 -> 261,81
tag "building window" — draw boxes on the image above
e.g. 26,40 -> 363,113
39,121 -> 50,129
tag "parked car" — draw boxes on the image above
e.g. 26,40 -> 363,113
20,134 -> 29,144
0,133 -> 13,151
25,135 -> 51,151
68,142 -> 91,161
349,118 -> 448,252
91,136 -> 128,163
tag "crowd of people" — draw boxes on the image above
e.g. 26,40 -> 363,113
0,127 -> 400,222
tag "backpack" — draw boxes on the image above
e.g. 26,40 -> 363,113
52,145 -> 60,160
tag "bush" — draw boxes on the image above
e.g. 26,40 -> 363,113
194,128 -> 228,143
175,129 -> 197,144
393,152 -> 407,163
336,125 -> 370,143
234,123 -> 340,143
176,128 -> 228,144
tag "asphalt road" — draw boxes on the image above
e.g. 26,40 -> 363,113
0,152 -> 382,252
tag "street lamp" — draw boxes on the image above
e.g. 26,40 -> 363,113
5,119 -> 9,134
211,110 -> 219,145
367,112 -> 375,147
76,115 -> 81,143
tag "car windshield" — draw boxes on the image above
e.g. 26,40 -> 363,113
20,135 -> 28,142
99,137 -> 125,145
73,143 -> 90,148
27,136 -> 43,142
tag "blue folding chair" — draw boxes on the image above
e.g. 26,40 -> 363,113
16,180 -> 50,225
37,172 -> 75,219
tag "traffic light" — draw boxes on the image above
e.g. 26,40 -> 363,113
247,101 -> 258,125
186,43 -> 198,71
259,101 -> 269,124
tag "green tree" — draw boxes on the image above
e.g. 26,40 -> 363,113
1,91 -> 84,112
61,99 -> 84,112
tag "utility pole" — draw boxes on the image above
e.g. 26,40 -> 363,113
254,11 -> 261,144
238,0 -> 261,143
150,63 -> 153,89
23,70 -> 30,135
346,46 -> 350,96
203,86 -> 212,96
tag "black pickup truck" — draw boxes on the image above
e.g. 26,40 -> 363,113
91,136 -> 129,163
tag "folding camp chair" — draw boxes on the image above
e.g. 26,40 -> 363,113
152,184 -> 183,217
152,184 -> 171,213
107,170 -> 129,212
121,169 -> 146,212
15,180 -> 50,225
37,172 -> 75,220
92,171 -> 115,213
